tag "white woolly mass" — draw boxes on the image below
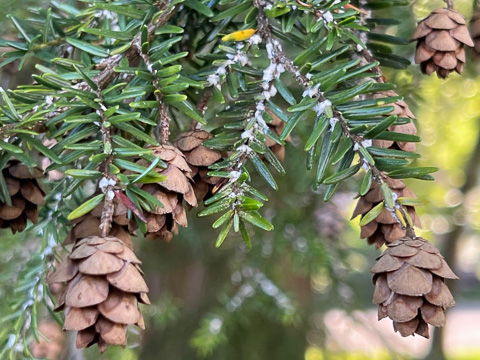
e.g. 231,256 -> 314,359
266,43 -> 274,59
106,190 -> 115,201
248,34 -> 262,45
329,117 -> 338,131
207,73 -> 220,86
361,159 -> 370,170
302,83 -> 320,98
323,11 -> 334,23
99,177 -> 116,192
230,171 -> 242,181
237,145 -> 252,154
241,130 -> 255,140
361,139 -> 372,148
313,99 -> 332,116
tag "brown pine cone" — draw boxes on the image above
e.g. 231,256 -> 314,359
371,91 -> 417,152
48,236 -> 149,353
411,8 -> 473,78
129,145 -> 197,241
371,236 -> 457,338
30,321 -> 65,360
174,130 -> 222,202
265,107 -> 288,161
0,161 -> 45,233
469,10 -> 480,56
65,196 -> 133,248
351,178 -> 421,249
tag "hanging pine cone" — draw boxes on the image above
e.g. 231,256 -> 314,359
469,10 -> 480,56
0,161 -> 45,233
265,107 -> 288,161
65,195 -> 133,248
351,178 -> 421,249
411,8 -> 473,78
174,130 -> 222,202
129,145 -> 197,241
371,236 -> 457,338
30,321 -> 65,360
48,236 -> 149,352
372,91 -> 417,152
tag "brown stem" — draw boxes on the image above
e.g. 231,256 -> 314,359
158,103 -> 171,144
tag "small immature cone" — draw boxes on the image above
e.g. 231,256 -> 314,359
48,236 -> 149,353
372,91 -> 417,152
129,145 -> 197,241
174,130 -> 222,202
469,10 -> 480,56
351,178 -> 421,249
411,8 -> 473,78
371,236 -> 457,338
0,161 -> 45,233
65,196 -> 133,249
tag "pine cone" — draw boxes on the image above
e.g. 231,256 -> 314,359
351,178 -> 421,249
265,107 -> 288,161
65,196 -> 133,248
412,8 -> 473,78
129,145 -> 197,241
48,236 -> 149,352
371,236 -> 457,338
30,321 -> 65,360
174,130 -> 222,202
469,10 -> 480,56
0,161 -> 44,233
371,91 -> 417,152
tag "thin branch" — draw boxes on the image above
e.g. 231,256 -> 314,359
254,1 -> 416,236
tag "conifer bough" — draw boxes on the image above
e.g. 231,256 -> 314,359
0,0 -> 464,354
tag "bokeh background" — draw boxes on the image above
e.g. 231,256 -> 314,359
1,0 -> 480,359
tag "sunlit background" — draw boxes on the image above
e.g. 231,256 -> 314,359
1,0 -> 480,359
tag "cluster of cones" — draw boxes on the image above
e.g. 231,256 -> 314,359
0,161 -> 45,233
372,236 -> 457,338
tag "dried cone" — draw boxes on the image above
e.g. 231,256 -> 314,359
265,107 -> 288,161
129,145 -> 197,241
48,236 -> 149,352
0,161 -> 45,233
65,196 -> 133,249
372,236 -> 457,338
174,130 -> 222,202
351,178 -> 421,249
30,321 -> 65,360
469,10 -> 480,56
411,8 -> 473,78
371,91 -> 417,153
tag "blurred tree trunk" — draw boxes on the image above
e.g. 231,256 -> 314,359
424,120 -> 480,360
